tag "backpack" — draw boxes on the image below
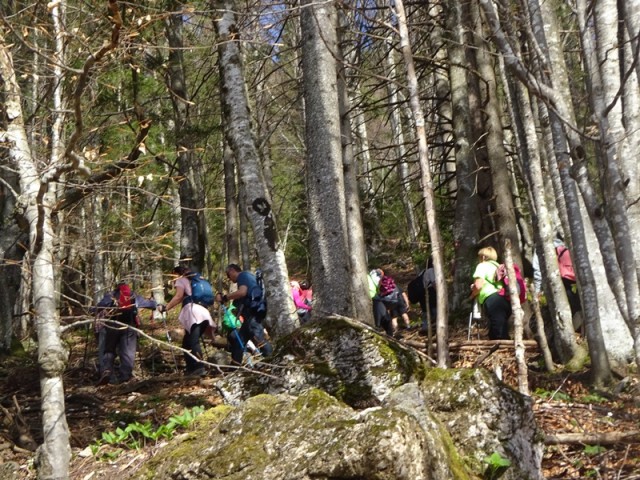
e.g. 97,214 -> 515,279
248,269 -> 267,319
221,305 -> 242,333
115,282 -> 138,324
493,262 -> 527,304
407,271 -> 425,305
184,273 -> 215,307
556,246 -> 576,282
378,275 -> 397,297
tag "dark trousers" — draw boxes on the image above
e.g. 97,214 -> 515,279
372,299 -> 389,330
484,293 -> 512,340
227,315 -> 273,364
182,322 -> 208,373
562,278 -> 581,315
101,322 -> 137,381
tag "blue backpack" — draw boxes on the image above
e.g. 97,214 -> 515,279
183,273 -> 215,307
248,269 -> 267,319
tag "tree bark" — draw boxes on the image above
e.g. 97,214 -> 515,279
214,0 -> 298,336
165,0 -> 208,272
391,0 -> 449,367
299,0 -> 356,319
0,40 -> 72,480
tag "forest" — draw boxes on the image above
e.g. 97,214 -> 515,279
1,0 -> 639,478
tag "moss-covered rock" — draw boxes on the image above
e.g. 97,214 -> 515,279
421,368 -> 544,480
132,318 -> 543,480
217,316 -> 426,408
133,389 -> 471,480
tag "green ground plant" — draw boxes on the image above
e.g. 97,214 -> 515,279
91,406 -> 205,459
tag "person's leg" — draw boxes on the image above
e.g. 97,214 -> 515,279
484,294 -> 511,340
98,323 -> 119,384
372,299 -> 387,328
117,327 -> 138,382
227,329 -> 245,364
182,322 -> 206,373
246,317 -> 273,356
96,327 -> 106,375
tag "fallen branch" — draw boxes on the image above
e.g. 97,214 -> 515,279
473,344 -> 500,367
545,431 -> 640,445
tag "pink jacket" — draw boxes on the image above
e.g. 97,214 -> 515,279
291,281 -> 312,311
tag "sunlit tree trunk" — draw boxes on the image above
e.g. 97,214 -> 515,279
472,1 -> 522,269
165,0 -> 208,272
391,0 -> 449,367
214,0 -> 298,336
384,40 -> 419,245
298,0 -> 356,319
223,142 -> 241,264
448,0 -> 483,312
0,40 -> 72,480
337,13 -> 373,325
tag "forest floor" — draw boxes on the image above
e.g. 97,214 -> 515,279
0,280 -> 639,478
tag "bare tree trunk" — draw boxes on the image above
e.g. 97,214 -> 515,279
165,0 -> 208,272
391,0 -> 449,367
298,0 -> 356,319
472,1 -> 522,269
384,40 -> 419,245
337,13 -> 373,325
223,142 -> 241,264
0,41 -> 72,480
448,0 -> 483,312
503,240 -> 528,395
214,0 -> 297,336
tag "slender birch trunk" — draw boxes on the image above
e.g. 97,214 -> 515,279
391,0 -> 449,367
0,41 -> 72,480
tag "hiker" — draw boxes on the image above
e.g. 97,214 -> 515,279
95,281 -> 156,385
470,246 -> 512,340
377,271 -> 411,333
291,280 -> 312,324
368,269 -> 389,330
215,264 -> 273,364
157,265 -> 216,377
533,235 -> 579,312
299,280 -> 313,304
532,234 -> 581,327
407,256 -> 437,334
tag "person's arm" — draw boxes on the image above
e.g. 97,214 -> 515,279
470,277 -> 485,298
215,285 -> 248,304
160,284 -> 185,312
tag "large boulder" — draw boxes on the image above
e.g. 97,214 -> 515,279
216,316 -> 425,407
133,389 -> 469,480
133,317 -> 543,479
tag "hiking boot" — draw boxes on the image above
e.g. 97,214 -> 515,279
96,370 -> 111,386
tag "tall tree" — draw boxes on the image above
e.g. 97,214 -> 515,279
300,0 -> 356,319
164,0 -> 208,271
391,0 -> 449,366
214,0 -> 298,336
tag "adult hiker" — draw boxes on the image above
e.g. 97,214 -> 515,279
215,263 -> 273,364
158,265 -> 216,377
95,281 -> 156,385
470,246 -> 512,340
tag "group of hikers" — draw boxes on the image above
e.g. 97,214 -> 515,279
93,235 -> 578,385
93,263 -> 307,385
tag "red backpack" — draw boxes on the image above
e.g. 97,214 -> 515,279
556,246 -> 576,282
493,263 -> 527,304
115,282 -> 138,324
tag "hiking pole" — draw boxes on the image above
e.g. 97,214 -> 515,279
161,311 -> 179,373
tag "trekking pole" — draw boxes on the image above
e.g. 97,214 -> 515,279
161,311 -> 179,372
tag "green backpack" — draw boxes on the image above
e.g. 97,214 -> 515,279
221,305 -> 241,333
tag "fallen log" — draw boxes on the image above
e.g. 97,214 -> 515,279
403,339 -> 538,351
545,431 -> 640,445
